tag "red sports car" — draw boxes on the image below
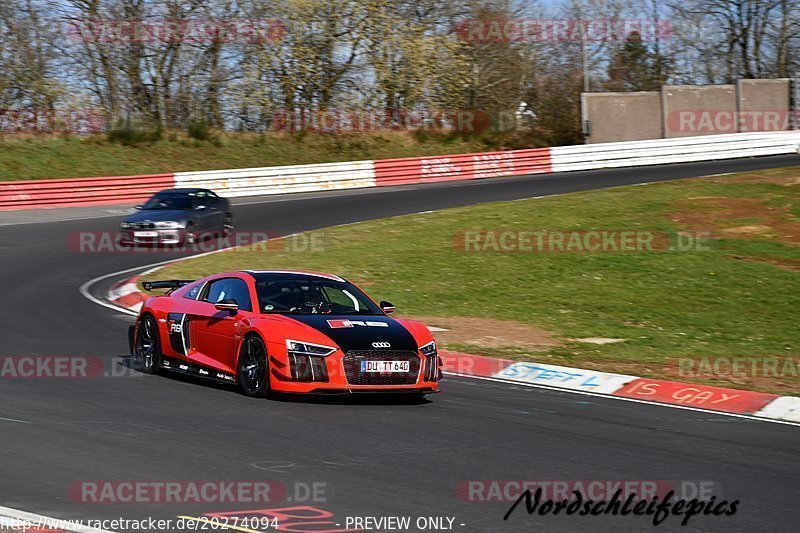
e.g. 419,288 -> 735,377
130,271 -> 441,397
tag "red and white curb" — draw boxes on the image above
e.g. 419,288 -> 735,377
440,352 -> 800,424
109,278 -> 800,426
106,276 -> 148,314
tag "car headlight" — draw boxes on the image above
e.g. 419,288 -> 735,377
120,222 -> 136,230
154,221 -> 185,229
419,341 -> 437,355
286,339 -> 337,357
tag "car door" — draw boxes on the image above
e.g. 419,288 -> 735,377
158,287 -> 203,363
190,277 -> 253,373
194,190 -> 224,235
205,191 -> 226,232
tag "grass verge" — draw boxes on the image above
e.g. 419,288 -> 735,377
142,166 -> 800,394
0,131 -> 512,181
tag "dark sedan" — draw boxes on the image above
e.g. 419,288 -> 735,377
119,188 -> 233,245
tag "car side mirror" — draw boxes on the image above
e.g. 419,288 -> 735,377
380,301 -> 395,314
134,204 -> 143,210
215,299 -> 239,315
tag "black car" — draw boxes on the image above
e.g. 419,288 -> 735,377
119,188 -> 233,245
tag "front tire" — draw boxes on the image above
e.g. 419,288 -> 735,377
222,213 -> 233,237
237,335 -> 270,398
184,222 -> 197,245
135,315 -> 162,374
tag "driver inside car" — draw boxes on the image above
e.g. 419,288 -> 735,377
298,289 -> 332,314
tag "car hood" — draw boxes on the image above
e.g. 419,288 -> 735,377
285,314 -> 418,352
123,209 -> 190,223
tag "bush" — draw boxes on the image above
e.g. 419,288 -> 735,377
187,119 -> 212,141
107,123 -> 163,145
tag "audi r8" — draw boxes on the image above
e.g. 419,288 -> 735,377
129,271 -> 442,397
119,188 -> 233,245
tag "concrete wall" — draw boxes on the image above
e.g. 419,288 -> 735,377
737,79 -> 792,132
582,92 -> 661,144
582,79 -> 793,143
662,85 -> 737,138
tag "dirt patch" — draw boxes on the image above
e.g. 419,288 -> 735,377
707,171 -> 800,187
732,255 -> 800,272
410,316 -> 559,349
670,197 -> 800,245
719,224 -> 773,237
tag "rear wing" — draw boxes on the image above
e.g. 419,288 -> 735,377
141,280 -> 194,293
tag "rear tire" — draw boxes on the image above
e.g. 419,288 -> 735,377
237,335 -> 270,398
135,315 -> 162,374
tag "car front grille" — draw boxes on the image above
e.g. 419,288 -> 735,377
343,350 -> 420,385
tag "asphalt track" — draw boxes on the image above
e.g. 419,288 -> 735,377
1,155 -> 799,533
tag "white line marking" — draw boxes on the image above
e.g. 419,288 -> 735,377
0,505 -> 116,533
80,264 -> 163,317
0,415 -> 31,424
444,372 -> 800,428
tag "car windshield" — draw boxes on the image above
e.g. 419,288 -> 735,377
142,192 -> 195,210
256,279 -> 382,315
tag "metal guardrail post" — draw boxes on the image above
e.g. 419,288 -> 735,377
791,72 -> 800,131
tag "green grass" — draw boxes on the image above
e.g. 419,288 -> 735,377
142,166 -> 800,394
0,131 -> 508,181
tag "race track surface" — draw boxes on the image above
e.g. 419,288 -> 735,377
1,155 -> 799,533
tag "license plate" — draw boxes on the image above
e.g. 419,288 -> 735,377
134,231 -> 158,238
360,360 -> 410,373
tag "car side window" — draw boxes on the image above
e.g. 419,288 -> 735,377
203,278 -> 252,312
183,283 -> 203,301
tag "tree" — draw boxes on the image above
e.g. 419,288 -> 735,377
606,32 -> 662,91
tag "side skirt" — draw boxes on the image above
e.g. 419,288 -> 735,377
160,356 -> 237,385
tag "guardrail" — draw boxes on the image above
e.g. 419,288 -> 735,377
1,131 -> 798,210
174,160 -> 376,197
0,174 -> 174,210
551,132 -> 800,172
373,148 -> 552,186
